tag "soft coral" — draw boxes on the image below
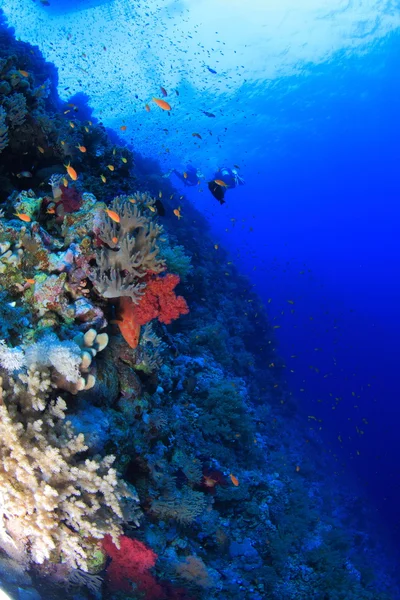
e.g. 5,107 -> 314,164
102,535 -> 164,598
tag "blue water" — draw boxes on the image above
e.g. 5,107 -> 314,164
0,0 -> 400,598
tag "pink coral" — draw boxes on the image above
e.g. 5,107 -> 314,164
134,273 -> 189,326
102,535 -> 164,598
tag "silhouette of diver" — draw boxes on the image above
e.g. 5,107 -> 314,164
163,165 -> 203,187
208,167 -> 245,204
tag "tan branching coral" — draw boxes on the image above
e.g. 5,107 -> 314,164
0,370 -> 131,571
90,196 -> 165,300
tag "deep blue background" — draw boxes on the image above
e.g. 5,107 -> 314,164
183,32 -> 400,550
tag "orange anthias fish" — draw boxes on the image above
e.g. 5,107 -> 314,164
152,98 -> 171,111
120,125 -> 127,131
214,179 -> 228,187
107,164 -> 115,171
18,70 -> 29,77
145,104 -> 151,112
183,172 -> 187,179
65,162 -> 78,181
76,145 -> 86,152
160,86 -> 168,97
229,473 -> 239,487
105,208 -> 120,223
14,212 -> 31,222
117,297 -> 141,349
173,207 -> 182,219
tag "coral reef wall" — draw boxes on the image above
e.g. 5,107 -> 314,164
0,11 -> 398,600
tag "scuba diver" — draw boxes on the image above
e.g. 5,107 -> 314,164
163,165 -> 204,187
208,166 -> 245,204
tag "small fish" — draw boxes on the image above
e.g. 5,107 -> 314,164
18,69 -> 29,77
62,177 -> 68,187
76,145 -> 86,152
175,89 -> 179,96
46,207 -> 56,214
25,278 -> 35,285
229,473 -> 239,487
192,132 -> 202,139
183,172 -> 187,179
64,109 -> 71,114
112,148 -> 116,156
120,125 -> 127,131
40,0 -> 50,5
160,86 -> 168,97
214,179 -> 228,187
105,208 -> 120,223
202,110 -> 215,118
152,98 -> 171,111
14,212 -> 31,222
37,145 -> 45,153
69,121 -> 75,128
111,236 -> 118,244
107,164 -> 115,171
121,157 -> 127,163
16,171 -> 32,178
173,207 -> 182,219
214,244 -> 219,250
100,174 -> 106,183
295,465 -> 301,473
145,104 -> 150,112
88,121 -> 92,125
84,126 -> 90,133
147,204 -> 156,213
159,191 -> 162,198
65,162 -> 78,181
207,66 -> 217,74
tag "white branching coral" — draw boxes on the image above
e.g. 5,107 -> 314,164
0,341 -> 24,372
0,370 -> 130,570
24,333 -> 82,383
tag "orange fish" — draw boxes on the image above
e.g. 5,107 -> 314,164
160,86 -> 168,97
111,236 -> 118,244
46,207 -> 56,214
120,125 -> 127,131
18,70 -> 29,77
65,162 -> 78,181
37,145 -> 45,153
76,145 -> 86,152
117,297 -> 141,349
25,278 -> 35,285
229,473 -> 239,487
214,179 -> 228,187
145,104 -> 150,112
14,212 -> 31,222
105,208 -> 120,223
100,174 -> 106,183
173,207 -> 182,220
152,98 -> 171,111
69,121 -> 75,128
183,172 -> 187,179
107,165 -> 115,171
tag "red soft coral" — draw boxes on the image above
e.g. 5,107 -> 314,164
102,535 -> 164,598
134,273 -> 189,326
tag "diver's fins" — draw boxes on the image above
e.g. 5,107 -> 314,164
208,181 -> 226,204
